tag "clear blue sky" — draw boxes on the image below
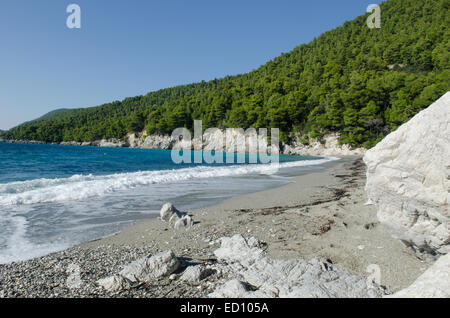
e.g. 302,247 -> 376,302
0,0 -> 383,130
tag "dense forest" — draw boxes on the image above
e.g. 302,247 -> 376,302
2,0 -> 449,148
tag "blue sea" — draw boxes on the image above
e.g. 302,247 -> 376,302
0,142 -> 338,263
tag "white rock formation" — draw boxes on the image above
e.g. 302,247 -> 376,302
364,92 -> 450,259
389,253 -> 450,298
283,133 -> 366,157
209,235 -> 388,298
160,203 -> 194,230
125,128 -> 359,156
99,139 -> 129,148
119,250 -> 180,283
140,135 -> 175,149
96,235 -> 389,297
180,265 -> 214,283
160,203 -> 182,222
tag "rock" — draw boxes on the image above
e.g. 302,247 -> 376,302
214,235 -> 264,267
141,135 -> 175,149
389,253 -> 450,298
60,141 -> 81,146
160,203 -> 195,230
209,279 -> 266,298
97,275 -> 131,293
209,235 -> 388,298
99,139 -> 129,148
180,265 -> 214,283
364,92 -> 450,259
160,203 -> 182,222
174,215 -> 194,230
283,132 -> 366,156
119,250 -> 180,283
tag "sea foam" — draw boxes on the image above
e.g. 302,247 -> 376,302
0,157 -> 338,206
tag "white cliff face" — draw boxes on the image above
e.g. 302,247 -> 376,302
364,92 -> 450,260
126,130 -> 358,156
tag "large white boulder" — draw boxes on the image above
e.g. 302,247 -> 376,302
389,253 -> 450,298
364,92 -> 450,259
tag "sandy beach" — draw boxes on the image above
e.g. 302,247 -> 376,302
0,157 -> 429,298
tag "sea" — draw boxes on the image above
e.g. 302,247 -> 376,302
0,142 -> 339,263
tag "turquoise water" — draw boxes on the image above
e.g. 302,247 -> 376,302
0,142 -> 337,263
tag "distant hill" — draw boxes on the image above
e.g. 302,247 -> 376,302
2,0 -> 449,147
36,108 -> 69,121
22,108 -> 69,125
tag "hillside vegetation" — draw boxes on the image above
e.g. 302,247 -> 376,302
2,0 -> 449,148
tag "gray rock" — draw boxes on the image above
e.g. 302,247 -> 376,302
180,265 -> 214,283
364,92 -> 450,259
119,250 -> 180,283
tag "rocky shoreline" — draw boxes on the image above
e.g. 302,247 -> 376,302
0,131 -> 366,157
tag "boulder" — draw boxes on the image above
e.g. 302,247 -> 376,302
389,253 -> 450,298
180,265 -> 214,283
214,235 -> 264,267
119,250 -> 180,283
160,203 -> 195,230
364,92 -> 450,259
160,203 -> 182,222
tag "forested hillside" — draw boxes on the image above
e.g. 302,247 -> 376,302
2,0 -> 449,148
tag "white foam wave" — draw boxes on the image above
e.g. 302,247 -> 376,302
0,216 -> 69,264
0,157 -> 338,206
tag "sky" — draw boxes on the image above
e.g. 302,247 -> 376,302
0,0 -> 383,130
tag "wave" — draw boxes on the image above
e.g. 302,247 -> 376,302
0,157 -> 338,206
0,216 -> 70,264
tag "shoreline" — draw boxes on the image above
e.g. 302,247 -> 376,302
0,157 -> 428,297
